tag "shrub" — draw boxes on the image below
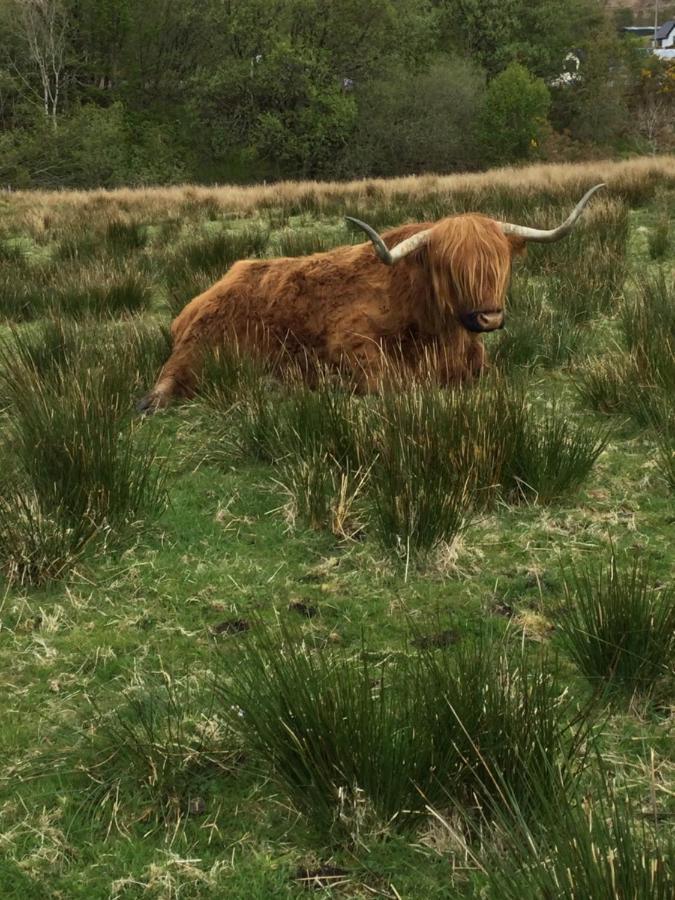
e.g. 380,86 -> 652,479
558,549 -> 675,699
479,63 -> 551,166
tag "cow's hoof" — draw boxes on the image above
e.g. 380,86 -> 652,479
137,392 -> 162,415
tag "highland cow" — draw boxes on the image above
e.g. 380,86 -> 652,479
139,184 -> 604,411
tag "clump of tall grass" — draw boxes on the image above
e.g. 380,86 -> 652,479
0,332 -> 167,583
654,425 -> 675,491
648,213 -> 671,260
621,269 -> 675,389
493,278 -> 584,371
505,404 -> 609,504
558,548 -> 675,699
56,217 -> 148,262
526,200 -> 629,318
0,489 -> 94,586
366,391 -> 474,559
6,365 -> 165,529
576,271 -> 675,426
0,255 -> 52,321
1,316 -> 171,407
51,262 -> 154,318
277,228 -> 346,257
199,342 -> 273,414
219,626 -> 590,842
163,226 -> 269,314
231,374 -> 607,552
76,672 -> 239,825
452,772 -> 673,899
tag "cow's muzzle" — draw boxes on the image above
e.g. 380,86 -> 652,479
460,310 -> 505,333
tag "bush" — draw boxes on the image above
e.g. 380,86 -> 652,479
341,58 -> 486,178
479,63 -> 550,166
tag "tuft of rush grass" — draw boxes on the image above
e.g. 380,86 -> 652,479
648,213 -> 671,260
228,374 -> 608,551
218,625 -> 591,843
163,226 -> 269,315
494,277 -> 584,371
199,342 -> 273,413
276,226 -> 357,257
0,488 -> 95,586
366,396 -> 473,560
621,269 -> 675,389
73,671 -> 240,827
446,768 -> 674,900
558,548 -> 675,700
525,198 -> 629,320
505,404 -> 610,505
276,449 -> 367,537
576,270 -> 674,426
49,261 -> 154,318
0,334 -> 167,583
654,424 -> 675,491
5,364 -> 166,528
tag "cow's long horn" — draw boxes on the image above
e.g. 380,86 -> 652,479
345,216 -> 432,265
498,183 -> 605,242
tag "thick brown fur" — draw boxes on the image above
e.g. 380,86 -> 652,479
141,215 -> 525,410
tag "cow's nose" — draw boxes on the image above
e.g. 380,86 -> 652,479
475,311 -> 504,331
462,310 -> 504,332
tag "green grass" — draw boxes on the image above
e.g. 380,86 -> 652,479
0,176 -> 673,898
558,547 -> 675,701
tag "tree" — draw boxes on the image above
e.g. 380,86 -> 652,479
479,62 -> 550,164
15,0 -> 68,123
342,57 -> 486,177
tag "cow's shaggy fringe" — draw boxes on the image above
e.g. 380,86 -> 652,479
558,547 -> 675,701
217,624 -> 589,843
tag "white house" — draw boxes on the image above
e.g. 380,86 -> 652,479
654,20 -> 675,49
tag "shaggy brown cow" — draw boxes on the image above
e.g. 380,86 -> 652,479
139,184 -> 604,411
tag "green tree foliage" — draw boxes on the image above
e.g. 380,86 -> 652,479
0,0 -> 659,185
479,63 -> 551,164
342,58 -> 486,177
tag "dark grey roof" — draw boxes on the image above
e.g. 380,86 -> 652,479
655,20 -> 675,40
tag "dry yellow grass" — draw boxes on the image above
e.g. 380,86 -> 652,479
3,155 -> 675,227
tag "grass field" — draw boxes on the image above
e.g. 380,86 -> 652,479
0,157 -> 674,898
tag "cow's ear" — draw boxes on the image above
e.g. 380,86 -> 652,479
506,234 -> 527,258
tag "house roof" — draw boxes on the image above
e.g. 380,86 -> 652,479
655,20 -> 675,40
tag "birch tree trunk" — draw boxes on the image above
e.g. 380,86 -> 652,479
16,0 -> 67,126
